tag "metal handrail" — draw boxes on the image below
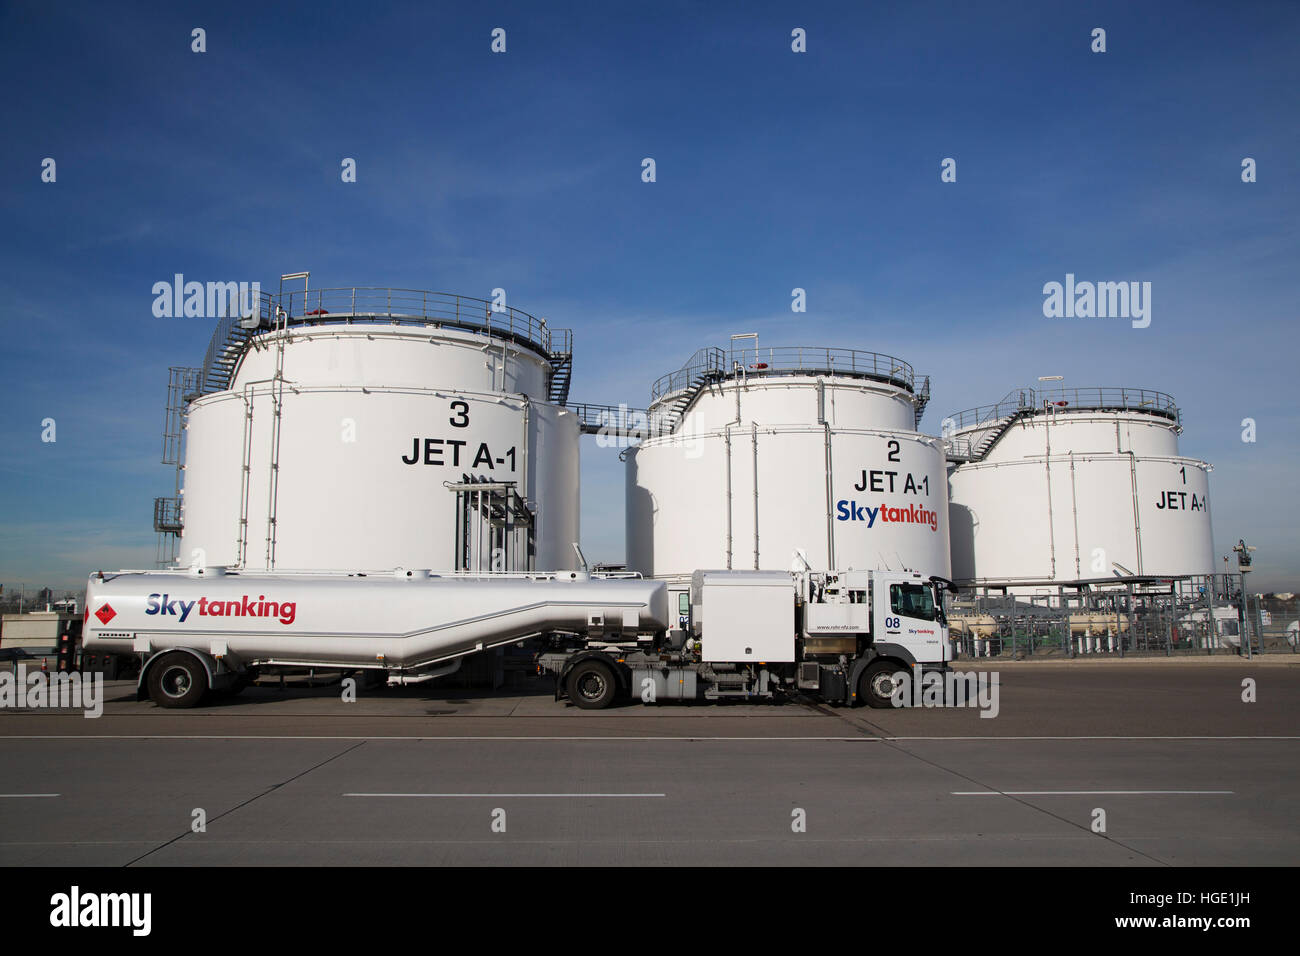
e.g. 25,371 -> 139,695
267,287 -> 557,354
153,496 -> 183,534
946,387 -> 1180,432
649,346 -> 916,404
944,437 -> 975,461
648,347 -> 726,403
195,287 -> 571,398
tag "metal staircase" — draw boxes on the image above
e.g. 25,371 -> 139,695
651,347 -> 727,434
913,375 -> 931,429
198,312 -> 259,395
657,375 -> 716,434
548,329 -> 573,406
964,410 -> 1027,461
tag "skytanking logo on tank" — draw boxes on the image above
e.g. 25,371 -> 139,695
143,593 -> 297,625
836,501 -> 940,531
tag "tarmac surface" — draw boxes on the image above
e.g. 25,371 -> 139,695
1,658 -> 1296,866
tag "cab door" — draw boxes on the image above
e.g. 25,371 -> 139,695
872,574 -> 904,645
874,576 -> 945,664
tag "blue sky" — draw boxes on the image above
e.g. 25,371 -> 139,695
1,0 -> 1297,593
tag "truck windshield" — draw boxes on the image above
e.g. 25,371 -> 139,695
890,583 -> 937,622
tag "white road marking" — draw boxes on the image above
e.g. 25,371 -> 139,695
0,738 -> 1294,743
0,735 -> 878,742
0,793 -> 59,798
895,736 -> 1299,741
0,734 -> 1295,742
345,792 -> 665,798
952,790 -> 1235,796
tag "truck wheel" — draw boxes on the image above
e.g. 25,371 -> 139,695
859,661 -> 907,709
568,660 -> 617,710
148,653 -> 209,708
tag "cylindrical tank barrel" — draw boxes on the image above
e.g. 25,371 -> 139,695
946,395 -> 1214,586
627,353 -> 950,580
83,571 -> 669,669
180,318 -> 580,573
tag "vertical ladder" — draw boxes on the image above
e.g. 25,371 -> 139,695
155,367 -> 200,567
264,273 -> 308,569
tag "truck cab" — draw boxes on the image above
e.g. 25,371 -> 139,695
677,568 -> 950,708
799,569 -> 951,706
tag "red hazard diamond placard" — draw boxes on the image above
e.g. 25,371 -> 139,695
95,604 -> 116,625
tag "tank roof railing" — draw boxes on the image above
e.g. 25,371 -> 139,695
945,386 -> 1180,432
264,287 -> 564,356
195,287 -> 572,398
647,347 -> 727,404
650,345 -> 917,405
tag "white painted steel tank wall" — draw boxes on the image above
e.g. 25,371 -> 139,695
676,376 -> 916,432
228,325 -> 553,397
180,325 -> 580,572
627,376 -> 951,579
947,409 -> 1213,585
952,411 -> 1180,461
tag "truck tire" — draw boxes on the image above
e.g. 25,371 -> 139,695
147,653 -> 209,709
859,660 -> 907,709
567,660 -> 617,710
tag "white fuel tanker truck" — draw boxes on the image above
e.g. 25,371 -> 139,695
81,564 -> 951,710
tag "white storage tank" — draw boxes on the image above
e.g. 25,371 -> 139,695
177,287 -> 580,573
626,344 -> 951,580
945,386 -> 1214,586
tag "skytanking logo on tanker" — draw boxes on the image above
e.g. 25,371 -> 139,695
836,501 -> 940,531
144,593 -> 297,625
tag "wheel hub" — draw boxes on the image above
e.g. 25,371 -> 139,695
872,671 -> 902,698
160,666 -> 192,698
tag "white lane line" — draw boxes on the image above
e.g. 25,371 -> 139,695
0,793 -> 59,798
0,735 -> 880,742
952,790 -> 1235,796
1,734 -> 1297,742
345,792 -> 665,798
896,736 -> 1300,741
